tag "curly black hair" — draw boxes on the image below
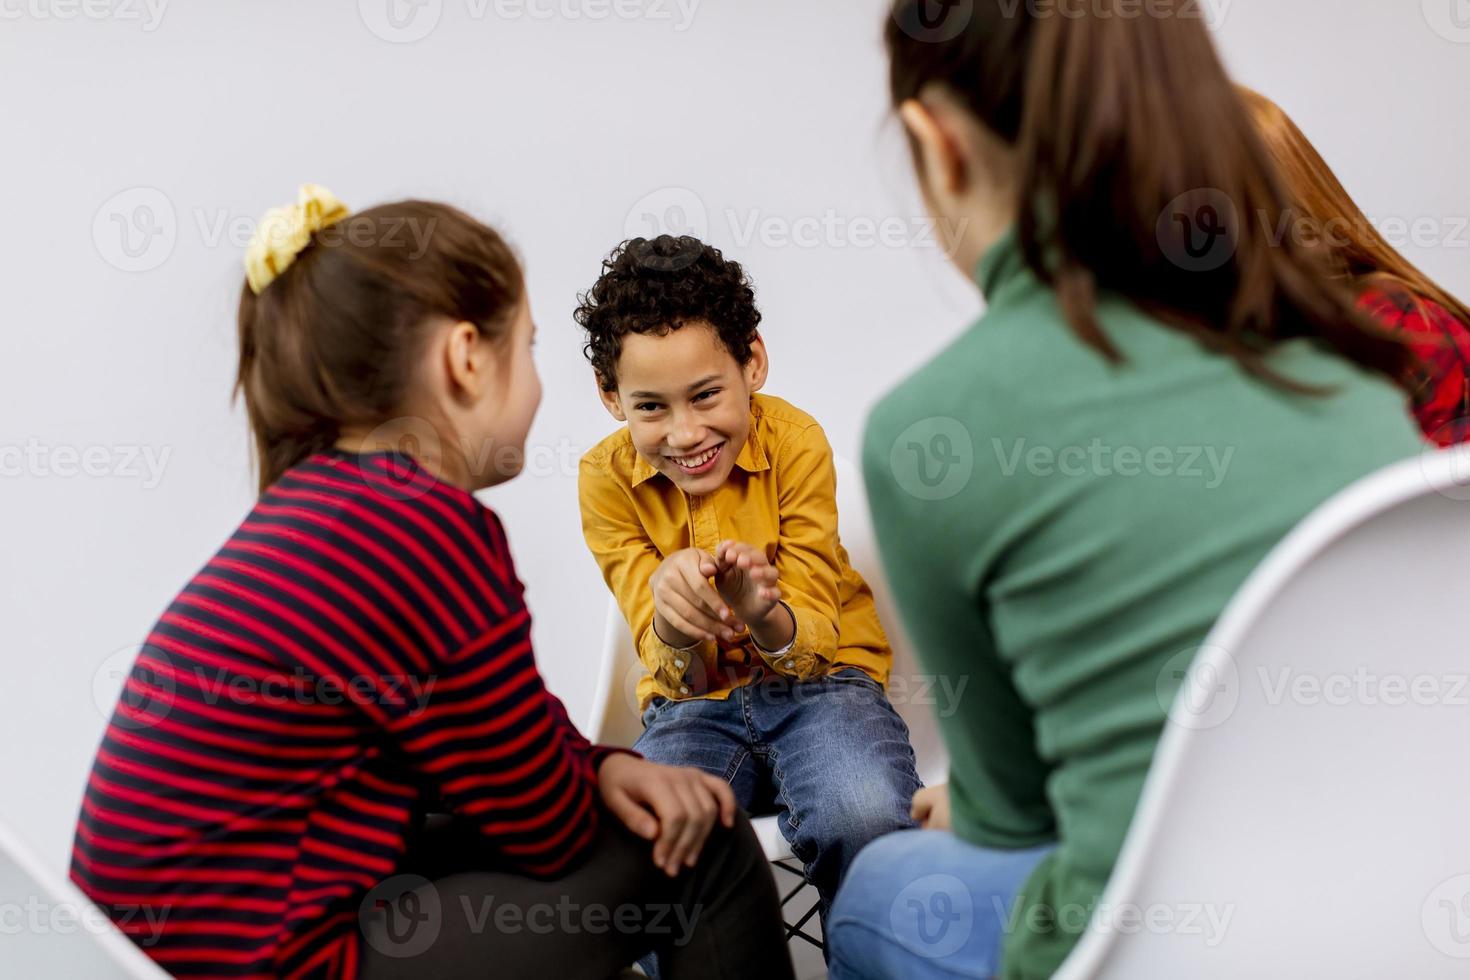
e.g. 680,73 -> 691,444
574,235 -> 762,392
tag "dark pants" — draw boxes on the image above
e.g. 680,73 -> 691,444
359,810 -> 794,980
635,667 -> 923,925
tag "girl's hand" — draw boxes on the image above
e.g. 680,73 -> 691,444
711,540 -> 783,626
597,754 -> 737,876
911,783 -> 951,831
650,547 -> 742,647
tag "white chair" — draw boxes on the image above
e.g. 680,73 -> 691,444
0,820 -> 172,979
588,455 -> 950,949
1054,446 -> 1470,978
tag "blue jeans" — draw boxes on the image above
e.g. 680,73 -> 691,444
634,666 -> 922,925
826,829 -> 1057,980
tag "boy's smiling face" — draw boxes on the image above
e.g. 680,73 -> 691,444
599,321 -> 768,496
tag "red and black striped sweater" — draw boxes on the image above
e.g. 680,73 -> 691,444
71,449 -> 627,979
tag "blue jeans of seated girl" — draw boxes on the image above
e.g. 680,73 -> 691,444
633,666 -> 923,934
826,829 -> 1058,980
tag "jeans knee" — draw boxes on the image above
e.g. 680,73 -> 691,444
850,828 -> 930,883
811,782 -> 919,861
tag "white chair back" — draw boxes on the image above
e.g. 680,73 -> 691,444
0,820 -> 172,978
1054,448 -> 1470,978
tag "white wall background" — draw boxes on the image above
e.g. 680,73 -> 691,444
3,0 -> 1466,874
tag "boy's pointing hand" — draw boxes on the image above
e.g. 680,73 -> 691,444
712,540 -> 784,630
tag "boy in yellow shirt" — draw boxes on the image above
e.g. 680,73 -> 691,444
575,235 -> 921,938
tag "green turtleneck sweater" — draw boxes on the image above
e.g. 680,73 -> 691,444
861,229 -> 1422,978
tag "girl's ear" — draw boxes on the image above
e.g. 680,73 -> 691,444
745,335 -> 770,392
899,97 -> 968,201
597,380 -> 627,422
444,320 -> 491,402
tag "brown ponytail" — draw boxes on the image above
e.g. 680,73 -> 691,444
885,0 -> 1413,391
234,200 -> 524,494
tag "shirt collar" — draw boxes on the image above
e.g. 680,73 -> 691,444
975,224 -> 1026,303
629,400 -> 771,487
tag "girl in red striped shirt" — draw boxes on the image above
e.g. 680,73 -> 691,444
71,186 -> 794,980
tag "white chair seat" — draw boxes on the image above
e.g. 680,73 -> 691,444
752,814 -> 795,862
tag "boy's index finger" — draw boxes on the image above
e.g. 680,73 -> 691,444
679,563 -> 730,620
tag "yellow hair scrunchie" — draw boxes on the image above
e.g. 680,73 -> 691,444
244,183 -> 351,294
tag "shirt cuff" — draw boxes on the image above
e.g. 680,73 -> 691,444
752,602 -> 824,680
645,624 -> 717,698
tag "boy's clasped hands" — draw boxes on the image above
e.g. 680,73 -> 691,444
597,539 -> 794,880
650,540 -> 795,652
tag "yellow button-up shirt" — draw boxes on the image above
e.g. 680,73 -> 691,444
579,393 -> 892,711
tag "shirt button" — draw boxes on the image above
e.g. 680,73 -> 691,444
784,660 -> 794,669
674,659 -> 685,669
679,686 -> 690,695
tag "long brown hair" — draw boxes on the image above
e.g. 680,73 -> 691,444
235,200 -> 523,494
1240,86 -> 1470,328
885,0 -> 1413,392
